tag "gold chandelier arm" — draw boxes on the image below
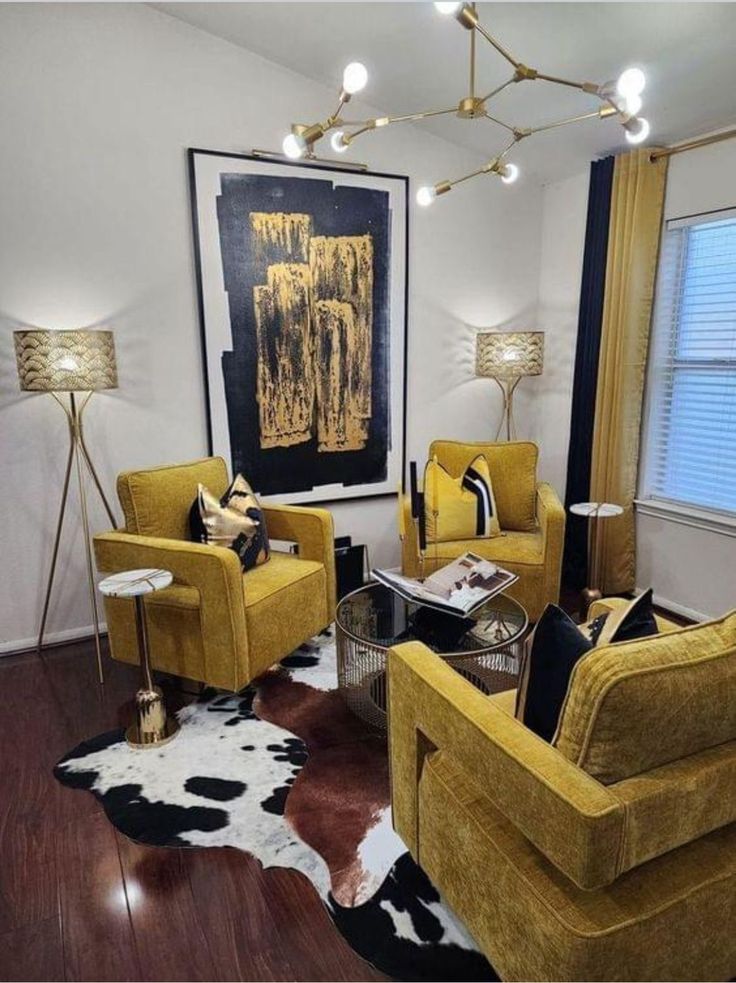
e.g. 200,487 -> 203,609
477,77 -> 515,105
535,71 -> 595,91
473,20 -> 521,70
528,105 -> 617,135
482,111 -> 517,134
342,105 -> 458,144
496,134 -> 521,159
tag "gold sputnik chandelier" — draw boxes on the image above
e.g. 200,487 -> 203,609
281,2 -> 651,205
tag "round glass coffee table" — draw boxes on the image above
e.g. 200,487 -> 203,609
335,582 -> 528,730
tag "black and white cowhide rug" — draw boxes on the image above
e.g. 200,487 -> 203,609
54,630 -> 496,982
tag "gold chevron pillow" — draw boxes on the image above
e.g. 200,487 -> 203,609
189,474 -> 270,571
423,454 -> 501,543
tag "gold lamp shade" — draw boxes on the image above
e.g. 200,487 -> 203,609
14,329 -> 118,392
475,331 -> 544,382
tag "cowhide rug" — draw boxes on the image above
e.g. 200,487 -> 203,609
54,629 -> 497,982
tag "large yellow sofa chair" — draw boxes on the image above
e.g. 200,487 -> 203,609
388,598 -> 736,981
94,457 -> 336,691
401,441 -> 564,621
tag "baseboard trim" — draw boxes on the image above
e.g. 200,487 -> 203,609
634,587 -> 708,624
0,623 -> 108,657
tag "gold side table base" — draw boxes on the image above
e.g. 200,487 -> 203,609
126,717 -> 181,749
580,586 -> 602,621
99,572 -> 181,751
126,683 -> 181,748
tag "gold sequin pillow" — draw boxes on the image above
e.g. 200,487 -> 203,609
189,474 -> 270,571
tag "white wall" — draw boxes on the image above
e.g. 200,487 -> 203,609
529,170 -> 589,499
636,138 -> 736,619
0,3 -> 543,651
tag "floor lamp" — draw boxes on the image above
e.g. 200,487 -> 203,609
475,331 -> 544,440
14,329 -> 119,682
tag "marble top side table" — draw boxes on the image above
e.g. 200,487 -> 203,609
99,568 -> 180,748
569,502 -> 624,619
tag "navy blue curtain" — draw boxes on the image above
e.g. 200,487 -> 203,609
563,156 -> 615,589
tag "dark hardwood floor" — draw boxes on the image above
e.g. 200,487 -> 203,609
0,637 -> 387,983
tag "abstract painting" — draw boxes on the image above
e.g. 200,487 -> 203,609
189,150 -> 408,504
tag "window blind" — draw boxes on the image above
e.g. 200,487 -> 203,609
641,209 -> 736,515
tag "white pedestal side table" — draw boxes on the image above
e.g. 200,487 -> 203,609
569,502 -> 624,618
99,568 -> 181,748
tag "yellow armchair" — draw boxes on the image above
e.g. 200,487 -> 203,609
388,605 -> 736,981
401,440 -> 565,621
94,457 -> 335,691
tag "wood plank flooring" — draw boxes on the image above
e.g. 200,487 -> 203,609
0,638 -> 386,982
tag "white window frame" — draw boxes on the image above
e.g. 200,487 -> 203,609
637,205 -> 736,535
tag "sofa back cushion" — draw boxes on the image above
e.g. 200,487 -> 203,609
118,457 -> 229,539
429,440 -> 538,532
555,611 -> 736,784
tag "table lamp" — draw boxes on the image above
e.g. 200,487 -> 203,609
475,331 -> 544,441
14,328 -> 119,681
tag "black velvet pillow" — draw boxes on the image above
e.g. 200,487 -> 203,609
515,590 -> 658,743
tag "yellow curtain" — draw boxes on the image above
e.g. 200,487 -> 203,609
590,148 -> 668,594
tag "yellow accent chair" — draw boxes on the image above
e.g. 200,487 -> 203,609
388,598 -> 736,981
401,441 -> 564,621
94,457 -> 336,691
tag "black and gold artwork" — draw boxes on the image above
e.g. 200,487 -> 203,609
190,150 -> 407,503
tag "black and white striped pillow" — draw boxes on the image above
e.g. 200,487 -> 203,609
424,454 -> 500,542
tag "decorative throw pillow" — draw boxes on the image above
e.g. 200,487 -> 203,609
189,474 -> 270,572
515,590 -> 658,743
423,454 -> 501,543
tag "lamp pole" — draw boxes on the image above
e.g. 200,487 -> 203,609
38,392 -> 118,682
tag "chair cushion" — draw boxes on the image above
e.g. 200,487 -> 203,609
424,454 -> 500,542
118,457 -> 229,539
242,551 -> 324,608
429,440 -> 538,532
556,610 -> 736,783
426,530 -> 544,567
243,552 -> 328,677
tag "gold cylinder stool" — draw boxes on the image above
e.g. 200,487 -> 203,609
99,568 -> 181,748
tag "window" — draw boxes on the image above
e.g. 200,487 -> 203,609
640,208 -> 736,517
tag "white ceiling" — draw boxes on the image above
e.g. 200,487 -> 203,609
152,2 -> 736,182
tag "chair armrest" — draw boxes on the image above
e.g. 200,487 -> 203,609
537,480 -> 565,543
262,505 -> 336,619
388,640 -> 624,890
536,481 -> 565,609
588,596 -> 681,634
400,494 -> 422,577
94,531 -> 248,690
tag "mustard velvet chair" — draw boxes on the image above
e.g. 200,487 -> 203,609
388,599 -> 736,982
400,440 -> 564,621
94,457 -> 336,691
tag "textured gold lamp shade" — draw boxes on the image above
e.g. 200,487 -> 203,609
14,329 -> 118,392
475,331 -> 544,382
475,330 -> 544,441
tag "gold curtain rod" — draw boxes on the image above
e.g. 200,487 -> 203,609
650,126 -> 736,161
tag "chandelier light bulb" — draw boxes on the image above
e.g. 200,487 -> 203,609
342,62 -> 368,95
416,185 -> 437,207
624,93 -> 643,116
617,67 -> 646,99
435,2 -> 462,13
331,131 -> 349,154
625,117 -> 650,144
500,163 -> 520,184
282,132 -> 306,159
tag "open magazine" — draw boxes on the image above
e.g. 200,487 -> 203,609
372,552 -> 518,617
